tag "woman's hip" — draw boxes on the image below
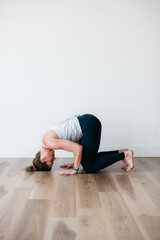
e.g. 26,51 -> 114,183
77,113 -> 102,133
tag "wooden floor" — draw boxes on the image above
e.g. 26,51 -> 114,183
0,157 -> 160,240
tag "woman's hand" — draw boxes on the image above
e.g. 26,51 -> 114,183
59,163 -> 73,169
58,169 -> 78,176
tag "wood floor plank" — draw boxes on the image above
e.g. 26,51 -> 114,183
135,158 -> 160,173
94,172 -> 118,192
130,172 -> 160,209
77,208 -> 110,240
147,171 -> 160,186
0,159 -> 11,175
99,192 -> 144,240
135,215 -> 160,240
113,174 -> 160,216
29,171 -> 54,199
0,188 -> 32,240
0,158 -> 29,191
49,174 -> 76,217
0,157 -> 160,239
75,174 -> 101,208
14,170 -> 35,188
12,199 -> 49,240
43,217 -> 77,240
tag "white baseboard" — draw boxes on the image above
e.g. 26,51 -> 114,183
0,145 -> 160,158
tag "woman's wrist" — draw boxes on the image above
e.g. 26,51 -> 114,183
73,145 -> 82,172
73,167 -> 79,172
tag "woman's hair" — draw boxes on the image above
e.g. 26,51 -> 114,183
25,151 -> 52,172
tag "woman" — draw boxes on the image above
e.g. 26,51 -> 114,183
25,113 -> 134,175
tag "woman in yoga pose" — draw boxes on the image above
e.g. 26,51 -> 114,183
25,113 -> 134,175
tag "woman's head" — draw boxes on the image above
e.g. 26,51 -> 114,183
25,148 -> 56,172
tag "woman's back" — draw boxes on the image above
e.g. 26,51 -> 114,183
42,114 -> 83,148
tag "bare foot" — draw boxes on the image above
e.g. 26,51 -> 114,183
119,148 -> 128,153
121,150 -> 134,172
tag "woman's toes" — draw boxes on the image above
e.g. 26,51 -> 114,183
126,165 -> 134,172
121,163 -> 128,169
121,159 -> 128,169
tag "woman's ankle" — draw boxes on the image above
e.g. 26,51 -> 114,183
124,150 -> 130,159
119,148 -> 128,153
124,150 -> 133,160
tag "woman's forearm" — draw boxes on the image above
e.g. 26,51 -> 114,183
73,146 -> 83,169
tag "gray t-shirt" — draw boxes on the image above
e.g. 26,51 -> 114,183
42,114 -> 83,148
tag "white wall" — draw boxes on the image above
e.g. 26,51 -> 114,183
0,0 -> 160,158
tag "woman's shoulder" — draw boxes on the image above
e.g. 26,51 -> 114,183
43,129 -> 59,140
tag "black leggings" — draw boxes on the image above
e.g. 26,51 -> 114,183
77,114 -> 125,173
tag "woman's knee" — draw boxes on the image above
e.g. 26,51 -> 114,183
83,166 -> 96,173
